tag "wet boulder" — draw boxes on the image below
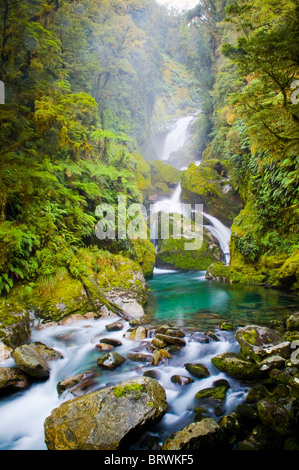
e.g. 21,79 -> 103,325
162,418 -> 227,450
0,367 -> 30,393
128,353 -> 153,363
124,326 -> 147,341
211,352 -> 261,380
235,325 -> 291,363
105,321 -> 124,332
44,377 -> 167,450
97,351 -> 126,370
195,385 -> 228,401
57,371 -> 98,397
171,375 -> 194,385
286,312 -> 299,332
154,333 -> 186,347
184,363 -> 210,379
11,342 -> 63,378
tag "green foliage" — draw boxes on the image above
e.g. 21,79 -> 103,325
181,0 -> 299,289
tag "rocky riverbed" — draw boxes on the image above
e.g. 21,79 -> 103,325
1,310 -> 298,450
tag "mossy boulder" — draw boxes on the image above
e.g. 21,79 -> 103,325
0,302 -> 31,348
210,200 -> 299,292
181,162 -> 242,226
257,397 -> 298,435
6,248 -> 149,324
156,223 -> 222,271
195,386 -> 228,401
211,352 -> 261,380
286,312 -> 299,331
184,363 -> 210,379
235,325 -> 291,363
44,377 -> 167,450
147,160 -> 181,199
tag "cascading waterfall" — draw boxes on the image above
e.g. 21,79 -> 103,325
202,213 -> 231,265
152,115 -> 232,263
161,115 -> 196,162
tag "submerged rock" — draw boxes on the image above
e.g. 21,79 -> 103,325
162,418 -> 227,450
44,377 -> 167,450
57,371 -> 98,397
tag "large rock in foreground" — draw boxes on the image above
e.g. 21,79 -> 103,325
44,377 -> 167,450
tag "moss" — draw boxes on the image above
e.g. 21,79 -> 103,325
195,386 -> 228,401
4,247 -> 148,323
156,230 -> 222,271
218,198 -> 299,292
149,161 -> 181,190
0,302 -> 31,347
181,162 -> 242,225
112,382 -> 147,400
126,238 -> 155,279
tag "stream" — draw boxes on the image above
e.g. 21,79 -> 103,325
0,268 -> 296,450
0,114 -> 297,450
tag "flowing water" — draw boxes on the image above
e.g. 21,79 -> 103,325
161,115 -> 196,162
0,269 -> 297,450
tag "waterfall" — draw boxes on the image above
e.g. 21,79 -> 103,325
161,115 -> 195,161
151,113 -> 232,264
202,213 -> 231,265
151,183 -> 184,216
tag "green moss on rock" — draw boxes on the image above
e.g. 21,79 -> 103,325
181,162 -> 242,225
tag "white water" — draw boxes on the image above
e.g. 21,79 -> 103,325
151,183 -> 186,216
202,213 -> 231,265
0,314 -> 247,450
161,115 -> 195,161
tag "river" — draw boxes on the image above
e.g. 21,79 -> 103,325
0,114 -> 297,450
0,267 -> 297,450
